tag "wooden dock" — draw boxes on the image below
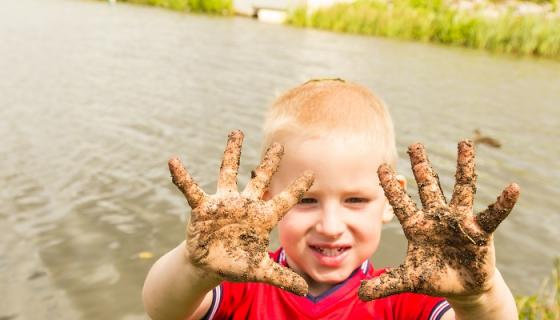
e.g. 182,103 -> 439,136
234,0 -> 352,23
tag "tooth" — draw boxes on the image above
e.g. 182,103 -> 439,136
311,246 -> 347,257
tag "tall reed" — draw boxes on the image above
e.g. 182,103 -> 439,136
287,0 -> 560,59
516,258 -> 560,319
117,0 -> 233,14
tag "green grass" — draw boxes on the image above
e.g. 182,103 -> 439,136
515,258 -> 560,319
117,0 -> 233,14
286,0 -> 560,59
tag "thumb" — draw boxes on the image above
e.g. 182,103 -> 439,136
250,255 -> 308,296
358,266 -> 412,301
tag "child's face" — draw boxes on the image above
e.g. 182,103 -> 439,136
269,136 -> 393,294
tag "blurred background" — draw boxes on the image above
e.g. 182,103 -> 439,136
0,0 -> 559,318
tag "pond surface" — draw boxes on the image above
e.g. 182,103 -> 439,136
1,0 -> 559,318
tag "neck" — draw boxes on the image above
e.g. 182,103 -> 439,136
307,281 -> 337,297
284,254 -> 356,297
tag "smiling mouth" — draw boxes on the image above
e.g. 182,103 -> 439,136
309,245 -> 350,257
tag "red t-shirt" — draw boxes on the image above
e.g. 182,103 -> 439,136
203,248 -> 451,320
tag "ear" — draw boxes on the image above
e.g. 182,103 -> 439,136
381,174 -> 407,224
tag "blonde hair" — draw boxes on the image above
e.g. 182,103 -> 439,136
262,79 -> 397,167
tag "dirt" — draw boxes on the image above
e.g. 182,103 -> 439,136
359,140 -> 520,301
169,130 -> 313,296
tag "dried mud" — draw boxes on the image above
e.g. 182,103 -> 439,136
169,130 -> 313,296
359,140 -> 520,301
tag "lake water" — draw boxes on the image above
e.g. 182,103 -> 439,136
1,0 -> 559,318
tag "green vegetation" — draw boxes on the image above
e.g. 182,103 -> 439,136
186,0 -> 233,14
286,0 -> 560,59
515,258 -> 560,319
117,0 -> 233,14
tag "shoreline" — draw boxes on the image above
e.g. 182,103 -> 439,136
286,0 -> 560,59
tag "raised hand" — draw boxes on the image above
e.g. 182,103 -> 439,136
168,130 -> 314,296
359,140 -> 520,300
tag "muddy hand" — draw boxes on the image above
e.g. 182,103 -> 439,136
168,130 -> 314,296
359,140 -> 520,301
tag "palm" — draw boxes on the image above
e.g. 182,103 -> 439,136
360,140 -> 520,300
168,130 -> 313,296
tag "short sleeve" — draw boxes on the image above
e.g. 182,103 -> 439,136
203,281 -> 249,320
203,250 -> 283,320
390,293 -> 451,320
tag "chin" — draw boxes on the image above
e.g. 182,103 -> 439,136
311,268 -> 354,284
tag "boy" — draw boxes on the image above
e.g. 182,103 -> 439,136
142,79 -> 520,319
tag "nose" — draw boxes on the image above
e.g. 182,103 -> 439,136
315,202 -> 345,239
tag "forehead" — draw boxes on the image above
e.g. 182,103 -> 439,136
285,135 -> 383,163
271,136 -> 386,191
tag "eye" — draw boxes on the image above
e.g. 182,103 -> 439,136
298,197 -> 317,205
345,197 -> 368,204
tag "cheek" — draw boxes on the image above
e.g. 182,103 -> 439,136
355,225 -> 382,260
278,211 -> 301,242
356,221 -> 381,241
353,211 -> 384,251
278,208 -> 316,244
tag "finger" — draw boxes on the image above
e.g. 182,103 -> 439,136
408,143 -> 446,210
358,266 -> 412,301
378,164 -> 418,224
217,130 -> 244,193
242,143 -> 283,199
251,255 -> 308,296
168,157 -> 207,208
450,140 -> 476,210
476,183 -> 520,233
267,171 -> 314,227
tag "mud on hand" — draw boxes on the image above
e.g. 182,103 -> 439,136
168,130 -> 314,296
359,140 -> 520,301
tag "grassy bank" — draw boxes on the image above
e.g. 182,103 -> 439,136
116,0 -> 233,14
515,258 -> 560,319
287,0 -> 560,59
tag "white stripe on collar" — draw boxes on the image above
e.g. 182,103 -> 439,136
279,249 -> 286,264
360,260 -> 369,274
